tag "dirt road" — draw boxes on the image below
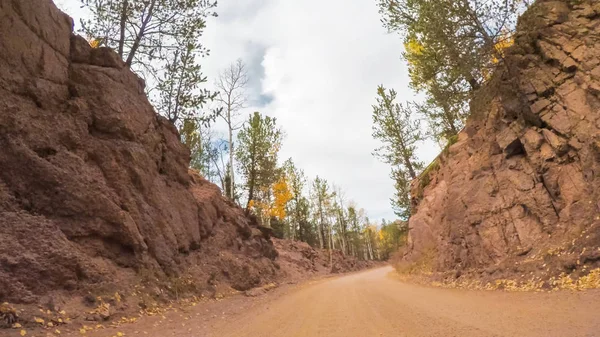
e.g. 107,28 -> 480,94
87,266 -> 600,337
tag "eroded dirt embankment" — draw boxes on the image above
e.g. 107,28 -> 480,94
0,0 -> 281,308
0,0 -> 376,332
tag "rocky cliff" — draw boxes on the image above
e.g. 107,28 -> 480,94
405,0 -> 600,287
0,0 -> 279,305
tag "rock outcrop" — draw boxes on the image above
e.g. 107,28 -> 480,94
0,0 -> 278,304
405,0 -> 600,284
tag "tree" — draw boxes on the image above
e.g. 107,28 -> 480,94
155,42 -> 217,124
364,222 -> 377,260
379,0 -> 525,146
180,119 -> 229,189
236,112 -> 283,213
310,176 -> 332,250
81,0 -> 217,68
372,86 -> 422,179
283,158 -> 308,240
332,185 -> 349,255
379,0 -> 523,93
215,59 -> 249,200
346,205 -> 360,257
372,85 -> 423,217
378,220 -> 409,260
413,80 -> 469,143
390,168 -> 413,219
270,176 -> 293,221
296,197 -> 317,245
81,0 -> 218,124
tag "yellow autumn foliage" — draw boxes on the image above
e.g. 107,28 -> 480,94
482,31 -> 515,80
269,176 -> 293,220
248,176 -> 293,221
404,38 -> 424,57
492,30 -> 514,64
88,38 -> 102,49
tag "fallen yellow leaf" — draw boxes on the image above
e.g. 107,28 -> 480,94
55,329 -> 61,335
20,330 -> 27,336
48,322 -> 54,327
13,323 -> 22,328
79,328 -> 86,334
34,317 -> 45,324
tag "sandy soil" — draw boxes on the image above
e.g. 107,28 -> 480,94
20,266 -> 600,337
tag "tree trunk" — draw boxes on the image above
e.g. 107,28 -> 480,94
328,225 -> 334,267
118,0 -> 128,58
126,0 -> 156,67
246,178 -> 255,210
227,111 -> 235,200
318,222 -> 324,249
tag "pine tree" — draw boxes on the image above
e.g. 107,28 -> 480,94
235,112 -> 283,216
379,0 -> 524,92
378,0 -> 525,145
283,159 -> 307,240
81,0 -> 218,124
311,176 -> 332,250
372,85 -> 423,217
155,43 -> 217,124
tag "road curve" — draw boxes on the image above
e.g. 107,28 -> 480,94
206,266 -> 600,337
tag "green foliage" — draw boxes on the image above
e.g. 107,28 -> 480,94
378,221 -> 409,260
311,176 -> 333,249
235,112 -> 284,212
378,0 -> 526,145
283,158 -> 309,240
156,43 -> 218,124
390,168 -> 413,220
81,0 -> 219,124
412,81 -> 468,143
379,0 -> 523,90
81,0 -> 217,67
415,158 -> 441,200
270,216 -> 285,239
442,134 -> 460,156
372,85 -> 423,218
372,86 -> 423,178
180,119 -> 229,187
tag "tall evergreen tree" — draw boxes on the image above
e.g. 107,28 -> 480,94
372,85 -> 423,217
235,112 -> 283,212
379,0 -> 523,92
283,159 -> 308,240
311,177 -> 332,250
379,0 -> 524,145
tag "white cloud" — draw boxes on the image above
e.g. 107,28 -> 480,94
56,0 -> 440,221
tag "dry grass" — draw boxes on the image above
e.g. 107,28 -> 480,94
393,249 -> 436,276
423,268 -> 600,292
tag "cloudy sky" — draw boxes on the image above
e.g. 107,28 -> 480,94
55,0 -> 439,222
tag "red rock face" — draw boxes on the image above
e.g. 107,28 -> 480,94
0,0 -> 277,303
407,1 -> 600,277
